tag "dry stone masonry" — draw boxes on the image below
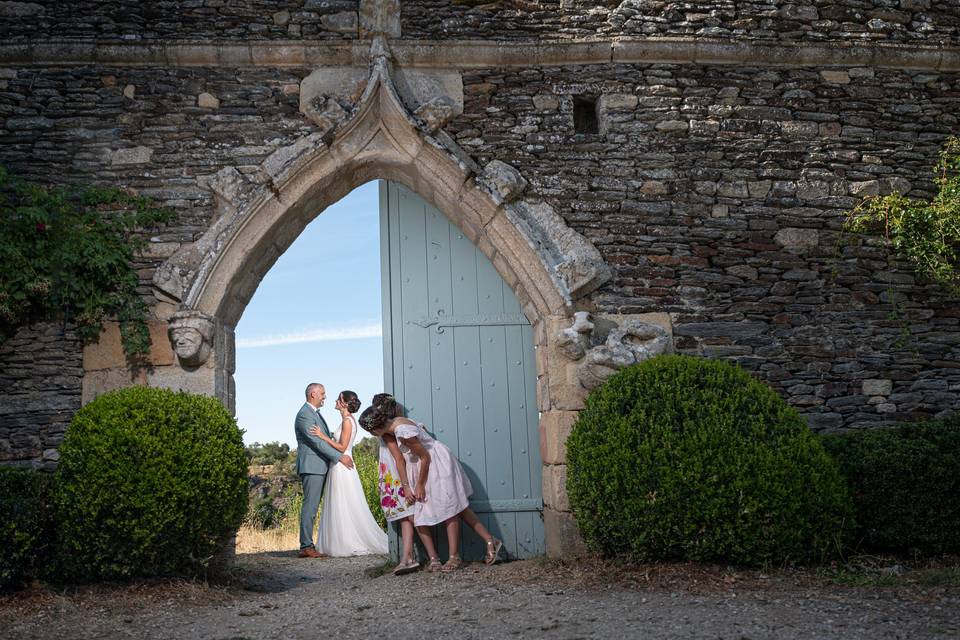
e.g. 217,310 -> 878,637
0,0 -> 958,556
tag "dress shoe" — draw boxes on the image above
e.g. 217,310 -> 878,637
298,547 -> 322,558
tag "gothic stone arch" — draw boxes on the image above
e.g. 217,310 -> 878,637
76,37 -> 626,556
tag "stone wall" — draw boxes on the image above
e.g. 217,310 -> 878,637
449,63 -> 960,429
0,0 -> 360,41
0,323 -> 82,470
2,58 -> 958,439
401,0 -> 960,44
3,1 -> 957,45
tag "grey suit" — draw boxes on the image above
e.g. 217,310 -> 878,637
295,402 -> 342,550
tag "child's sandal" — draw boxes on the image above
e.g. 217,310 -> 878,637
392,558 -> 420,576
428,557 -> 443,573
441,555 -> 462,573
484,538 -> 503,566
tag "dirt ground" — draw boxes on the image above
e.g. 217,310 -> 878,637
2,553 -> 959,640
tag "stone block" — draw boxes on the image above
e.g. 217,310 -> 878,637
775,227 -> 819,250
544,507 -> 588,559
83,320 -> 175,372
272,10 -> 290,25
543,464 -> 569,511
862,379 -> 892,396
599,93 -> 638,110
81,368 -> 147,405
533,94 -> 559,111
111,146 -> 152,165
145,364 -> 217,397
821,70 -> 851,84
321,11 -> 358,33
198,92 -> 220,109
540,410 -> 578,465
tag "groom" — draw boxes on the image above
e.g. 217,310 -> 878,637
295,382 -> 354,558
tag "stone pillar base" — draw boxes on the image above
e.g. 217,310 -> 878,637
544,507 -> 588,559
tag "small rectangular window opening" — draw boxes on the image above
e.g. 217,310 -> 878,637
573,95 -> 599,134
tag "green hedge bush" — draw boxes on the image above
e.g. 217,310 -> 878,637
54,387 -> 248,580
0,466 -> 53,589
566,355 -> 853,566
821,416 -> 960,555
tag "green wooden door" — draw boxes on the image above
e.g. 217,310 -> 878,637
380,180 -> 544,561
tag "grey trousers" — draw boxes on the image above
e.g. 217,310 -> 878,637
299,472 -> 327,550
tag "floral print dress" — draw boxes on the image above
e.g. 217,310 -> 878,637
378,436 -> 413,522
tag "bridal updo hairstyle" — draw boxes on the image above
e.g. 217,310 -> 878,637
339,390 -> 361,413
359,393 -> 402,433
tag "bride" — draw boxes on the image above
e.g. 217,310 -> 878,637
310,390 -> 388,556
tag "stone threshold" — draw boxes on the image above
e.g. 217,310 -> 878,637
0,37 -> 957,72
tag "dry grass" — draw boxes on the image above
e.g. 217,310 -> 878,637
235,523 -> 301,554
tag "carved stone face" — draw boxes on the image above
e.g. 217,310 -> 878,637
168,311 -> 214,367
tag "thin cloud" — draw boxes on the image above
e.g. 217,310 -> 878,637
237,322 -> 382,348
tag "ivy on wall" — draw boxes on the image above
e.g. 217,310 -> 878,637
845,136 -> 960,295
0,167 -> 172,358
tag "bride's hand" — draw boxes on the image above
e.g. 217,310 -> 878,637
309,426 -> 326,439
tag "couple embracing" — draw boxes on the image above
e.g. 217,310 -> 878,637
294,383 -> 387,558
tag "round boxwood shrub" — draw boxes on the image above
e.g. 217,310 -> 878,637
0,466 -> 53,589
54,387 -> 248,580
566,355 -> 853,566
821,415 -> 960,555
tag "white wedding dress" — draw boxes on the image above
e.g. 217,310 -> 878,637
316,416 -> 389,556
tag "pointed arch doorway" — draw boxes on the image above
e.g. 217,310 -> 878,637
380,181 -> 544,561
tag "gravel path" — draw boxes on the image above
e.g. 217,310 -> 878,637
3,553 -> 959,640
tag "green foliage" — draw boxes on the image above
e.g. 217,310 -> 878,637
845,136 -> 960,294
821,416 -> 960,555
54,387 -> 248,580
0,166 -> 172,358
0,467 -> 54,589
245,441 -> 292,466
355,443 -> 386,530
566,355 -> 853,567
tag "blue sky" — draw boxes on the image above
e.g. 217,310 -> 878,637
235,181 -> 382,448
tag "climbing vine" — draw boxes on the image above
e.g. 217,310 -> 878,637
0,167 -> 172,358
845,136 -> 960,295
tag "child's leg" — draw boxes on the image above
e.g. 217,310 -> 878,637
459,507 -> 494,543
415,525 -> 440,561
443,516 -> 461,558
398,517 -> 416,563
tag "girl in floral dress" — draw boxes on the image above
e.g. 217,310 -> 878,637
377,428 -> 420,575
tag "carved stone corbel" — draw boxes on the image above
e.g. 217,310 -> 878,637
168,310 -> 215,367
555,313 -> 673,391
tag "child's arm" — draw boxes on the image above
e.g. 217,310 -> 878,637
384,434 -> 413,503
399,436 -> 431,502
309,419 -> 352,453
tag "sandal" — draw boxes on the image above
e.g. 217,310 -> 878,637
484,538 -> 503,566
441,555 -> 462,573
428,557 -> 443,573
393,558 -> 420,576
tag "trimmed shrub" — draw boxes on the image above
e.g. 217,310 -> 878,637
567,355 -> 853,566
54,387 -> 248,580
0,466 -> 53,589
821,416 -> 960,555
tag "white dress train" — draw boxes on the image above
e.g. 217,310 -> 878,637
316,416 -> 389,556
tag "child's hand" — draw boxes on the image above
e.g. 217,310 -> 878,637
412,485 -> 426,503
401,483 -> 415,504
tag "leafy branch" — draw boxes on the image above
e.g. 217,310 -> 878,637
0,167 -> 173,358
844,136 -> 960,295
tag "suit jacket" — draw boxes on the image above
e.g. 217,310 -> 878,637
295,402 -> 341,475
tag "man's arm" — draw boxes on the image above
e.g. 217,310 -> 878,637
295,413 -> 342,462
